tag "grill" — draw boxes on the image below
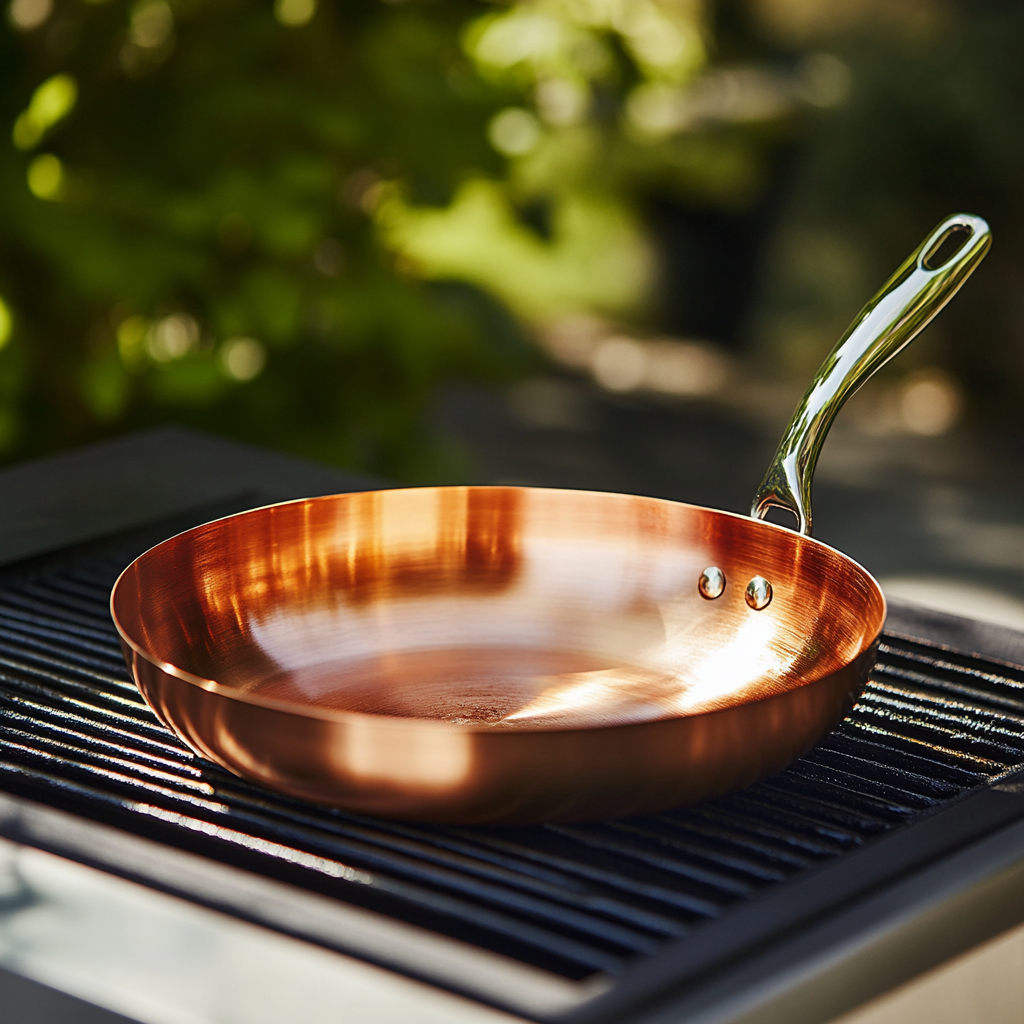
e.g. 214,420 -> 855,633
2,430 -> 1024,1024
2,515 -> 1024,1021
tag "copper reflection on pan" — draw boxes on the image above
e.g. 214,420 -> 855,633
112,486 -> 885,823
209,484 -> 523,615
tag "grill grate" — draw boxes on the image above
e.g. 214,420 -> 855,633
1,542 -> 1024,982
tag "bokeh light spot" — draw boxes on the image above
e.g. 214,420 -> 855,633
13,73 -> 78,151
220,337 -> 267,381
7,0 -> 51,31
625,83 -> 684,136
535,78 -> 588,125
797,53 -> 852,108
471,10 -> 563,69
645,340 -> 729,397
146,314 -> 200,362
0,298 -> 12,348
27,154 -> 64,200
116,315 -> 148,368
592,336 -> 648,392
617,2 -> 704,79
130,0 -> 173,48
899,369 -> 963,436
275,0 -> 315,28
488,107 -> 541,156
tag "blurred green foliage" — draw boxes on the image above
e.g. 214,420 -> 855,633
0,0 -> 784,478
0,0 -> 533,477
3,0 -> 1019,479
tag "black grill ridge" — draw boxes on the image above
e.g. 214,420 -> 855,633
2,549 -> 1024,981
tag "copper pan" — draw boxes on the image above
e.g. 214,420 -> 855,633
112,214 -> 991,824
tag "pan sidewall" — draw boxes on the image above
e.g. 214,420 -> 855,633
128,648 -> 875,825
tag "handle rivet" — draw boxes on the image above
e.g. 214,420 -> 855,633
745,576 -> 773,610
698,567 -> 726,600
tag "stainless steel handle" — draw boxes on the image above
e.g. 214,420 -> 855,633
751,213 -> 991,536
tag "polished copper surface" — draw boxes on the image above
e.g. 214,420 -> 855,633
112,486 -> 885,824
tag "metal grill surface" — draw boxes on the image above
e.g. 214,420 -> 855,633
1,542 -> 1024,981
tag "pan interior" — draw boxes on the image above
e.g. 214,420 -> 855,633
114,487 -> 885,732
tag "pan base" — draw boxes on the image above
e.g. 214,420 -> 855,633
242,646 -> 686,730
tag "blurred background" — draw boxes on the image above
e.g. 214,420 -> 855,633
2,0 -> 1024,623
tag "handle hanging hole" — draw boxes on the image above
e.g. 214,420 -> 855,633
759,503 -> 801,531
922,225 -> 972,271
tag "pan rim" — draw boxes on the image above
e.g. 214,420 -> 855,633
110,485 -> 887,735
